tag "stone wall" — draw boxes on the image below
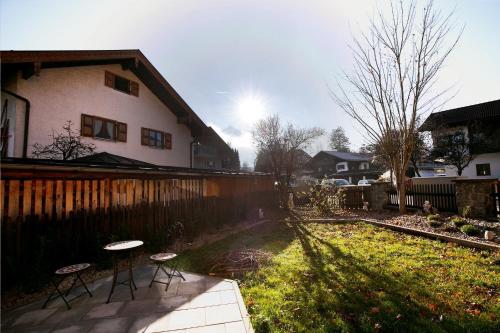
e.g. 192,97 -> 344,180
454,178 -> 498,217
369,182 -> 390,211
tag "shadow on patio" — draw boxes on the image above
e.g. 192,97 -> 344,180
1,265 -> 252,333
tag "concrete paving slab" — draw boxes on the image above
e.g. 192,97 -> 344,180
189,292 -> 221,308
225,321 -> 247,333
88,317 -> 131,333
11,308 -> 58,327
187,323 -> 226,333
218,290 -> 237,305
205,303 -> 242,326
120,299 -> 159,316
84,301 -> 124,319
157,295 -> 191,312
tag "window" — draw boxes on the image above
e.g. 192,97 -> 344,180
336,162 -> 348,172
141,128 -> 172,149
81,114 -> 127,142
476,163 -> 491,176
359,162 -> 370,170
105,71 -> 139,96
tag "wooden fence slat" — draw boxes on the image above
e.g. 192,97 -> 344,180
45,180 -> 53,218
91,180 -> 98,210
135,180 -> 142,204
111,180 -> 118,207
83,180 -> 90,210
0,180 -> 4,218
65,180 -> 73,216
55,180 -> 63,220
35,180 -> 43,216
126,180 -> 134,206
23,180 -> 32,217
148,180 -> 154,203
119,180 -> 126,206
99,179 -> 105,210
8,180 -> 20,218
75,180 -> 82,211
103,179 -> 110,210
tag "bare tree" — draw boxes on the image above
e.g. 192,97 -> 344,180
332,0 -> 462,212
329,126 -> 350,152
431,130 -> 473,176
32,120 -> 96,160
252,114 -> 323,204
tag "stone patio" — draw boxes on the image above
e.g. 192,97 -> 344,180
1,265 -> 253,333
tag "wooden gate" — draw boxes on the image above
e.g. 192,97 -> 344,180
387,183 -> 457,212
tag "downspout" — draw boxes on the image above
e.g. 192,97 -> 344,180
1,89 -> 30,158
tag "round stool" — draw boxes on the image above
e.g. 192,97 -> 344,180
149,252 -> 185,291
43,263 -> 93,310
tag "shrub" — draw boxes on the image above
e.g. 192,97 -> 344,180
427,214 -> 441,222
462,206 -> 472,218
429,220 -> 442,227
460,224 -> 481,236
308,182 -> 346,216
451,217 -> 467,228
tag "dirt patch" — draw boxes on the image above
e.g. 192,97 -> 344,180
206,248 -> 273,278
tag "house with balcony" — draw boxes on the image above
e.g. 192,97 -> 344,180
305,151 -> 383,184
193,126 -> 239,170
0,50 -> 214,168
419,99 -> 500,179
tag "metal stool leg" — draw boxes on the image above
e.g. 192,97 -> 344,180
149,264 -> 161,288
43,277 -> 71,310
128,253 -> 135,300
76,272 -> 93,297
106,255 -> 118,304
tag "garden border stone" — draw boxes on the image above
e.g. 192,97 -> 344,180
293,218 -> 500,251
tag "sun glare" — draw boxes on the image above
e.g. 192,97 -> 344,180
236,93 -> 267,125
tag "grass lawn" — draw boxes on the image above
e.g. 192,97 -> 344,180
177,220 -> 499,333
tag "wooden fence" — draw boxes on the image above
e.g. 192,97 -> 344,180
0,165 -> 274,290
0,177 -> 270,221
386,183 -> 457,212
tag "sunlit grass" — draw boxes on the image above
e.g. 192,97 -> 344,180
178,221 -> 500,333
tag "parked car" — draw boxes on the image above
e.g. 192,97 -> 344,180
320,178 -> 350,187
358,179 -> 377,186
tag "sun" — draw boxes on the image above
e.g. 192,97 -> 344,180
236,93 -> 267,125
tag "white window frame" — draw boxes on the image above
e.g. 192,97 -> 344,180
336,162 -> 348,172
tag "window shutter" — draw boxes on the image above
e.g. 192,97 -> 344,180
117,122 -> 127,142
105,71 -> 115,88
141,128 -> 149,145
164,132 -> 172,150
130,81 -> 139,97
81,114 -> 93,137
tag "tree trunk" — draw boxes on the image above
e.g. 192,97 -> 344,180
398,181 -> 407,213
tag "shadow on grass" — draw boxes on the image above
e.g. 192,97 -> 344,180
285,212 -> 497,333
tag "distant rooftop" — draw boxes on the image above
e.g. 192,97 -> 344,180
322,151 -> 371,162
419,99 -> 500,131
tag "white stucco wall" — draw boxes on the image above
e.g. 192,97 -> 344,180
15,64 -> 193,167
444,153 -> 500,179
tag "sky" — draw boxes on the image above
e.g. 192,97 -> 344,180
1,0 -> 499,166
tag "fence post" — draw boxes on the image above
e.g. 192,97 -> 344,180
453,178 -> 497,217
370,182 -> 389,211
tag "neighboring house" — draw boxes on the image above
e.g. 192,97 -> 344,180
193,126 -> 239,170
419,99 -> 500,179
305,151 -> 383,184
0,50 -> 209,167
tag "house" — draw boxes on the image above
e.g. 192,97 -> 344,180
419,99 -> 500,179
0,50 -> 212,168
193,126 -> 239,170
305,151 -> 383,184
